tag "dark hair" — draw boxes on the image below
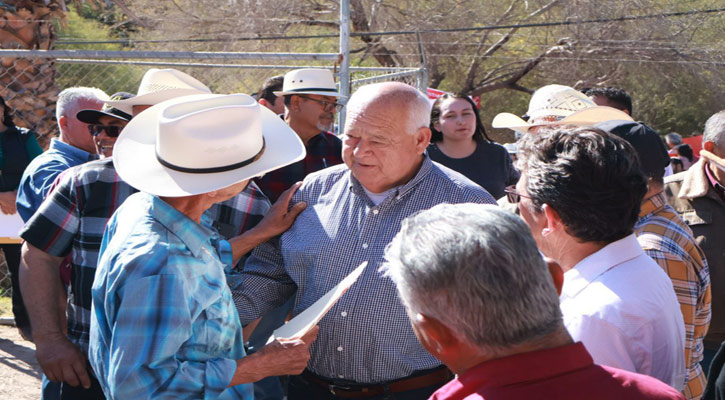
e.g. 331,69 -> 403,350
676,143 -> 694,162
0,94 -> 15,127
430,93 -> 492,143
518,127 -> 647,244
257,75 -> 284,104
585,87 -> 633,115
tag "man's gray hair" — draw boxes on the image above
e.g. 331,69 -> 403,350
347,82 -> 430,134
382,203 -> 562,352
55,87 -> 109,123
665,132 -> 683,147
704,110 -> 725,149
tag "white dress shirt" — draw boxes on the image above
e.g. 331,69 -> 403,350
560,234 -> 686,390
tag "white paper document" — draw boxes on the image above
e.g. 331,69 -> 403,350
269,261 -> 368,342
0,212 -> 24,242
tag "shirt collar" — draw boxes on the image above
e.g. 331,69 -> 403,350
49,138 -> 97,162
705,161 -> 725,201
348,154 -> 433,204
638,191 -> 667,218
561,234 -> 643,300
148,193 -> 216,259
451,342 -> 593,393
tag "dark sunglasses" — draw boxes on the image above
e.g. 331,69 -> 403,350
297,95 -> 344,112
504,185 -> 532,204
88,124 -> 123,137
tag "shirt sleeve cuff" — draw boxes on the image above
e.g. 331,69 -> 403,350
204,357 -> 237,400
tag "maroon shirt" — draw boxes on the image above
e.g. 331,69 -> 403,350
254,131 -> 342,203
429,342 -> 684,400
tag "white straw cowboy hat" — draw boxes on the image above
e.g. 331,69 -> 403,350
492,84 -> 633,133
106,68 -> 211,114
273,68 -> 342,97
113,94 -> 305,197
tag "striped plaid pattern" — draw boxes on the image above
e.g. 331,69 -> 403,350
20,158 -> 269,356
236,156 -> 496,383
254,131 -> 342,202
635,192 -> 712,400
89,192 -> 253,399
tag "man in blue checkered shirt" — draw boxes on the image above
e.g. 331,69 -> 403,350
235,82 -> 497,399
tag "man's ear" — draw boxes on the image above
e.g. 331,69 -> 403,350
414,127 -> 432,154
58,115 -> 68,133
705,141 -> 716,153
258,98 -> 270,107
412,313 -> 455,356
541,203 -> 562,236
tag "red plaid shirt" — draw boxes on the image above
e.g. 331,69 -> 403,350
255,131 -> 342,202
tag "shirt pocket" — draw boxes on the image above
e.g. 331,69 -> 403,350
199,299 -> 235,355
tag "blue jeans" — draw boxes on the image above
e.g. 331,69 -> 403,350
41,375 -> 61,400
247,296 -> 296,400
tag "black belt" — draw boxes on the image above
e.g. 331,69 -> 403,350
301,366 -> 453,398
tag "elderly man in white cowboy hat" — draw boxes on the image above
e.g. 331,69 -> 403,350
492,84 -> 633,135
88,94 -> 319,400
255,68 -> 345,203
17,70 -> 257,400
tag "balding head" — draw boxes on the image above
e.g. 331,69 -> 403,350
342,82 -> 432,193
346,82 -> 430,135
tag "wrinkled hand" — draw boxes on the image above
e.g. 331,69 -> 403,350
34,334 -> 91,389
0,191 -> 17,215
254,182 -> 307,239
233,326 -> 319,385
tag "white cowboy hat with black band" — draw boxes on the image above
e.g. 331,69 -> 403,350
106,68 -> 212,115
492,84 -> 633,133
113,93 -> 305,197
273,68 -> 342,97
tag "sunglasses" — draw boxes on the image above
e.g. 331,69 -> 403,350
504,185 -> 532,204
88,124 -> 123,137
297,95 -> 344,112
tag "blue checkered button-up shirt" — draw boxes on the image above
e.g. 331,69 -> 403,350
235,157 -> 496,383
90,192 -> 253,400
20,158 -> 270,358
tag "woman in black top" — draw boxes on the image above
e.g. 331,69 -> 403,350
428,93 -> 518,199
0,94 -> 42,340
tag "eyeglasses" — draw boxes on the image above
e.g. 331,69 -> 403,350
504,185 -> 532,203
297,95 -> 343,112
88,124 -> 123,137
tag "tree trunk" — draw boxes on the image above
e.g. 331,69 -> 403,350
0,1 -> 67,148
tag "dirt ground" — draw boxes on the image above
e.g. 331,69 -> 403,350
0,324 -> 42,399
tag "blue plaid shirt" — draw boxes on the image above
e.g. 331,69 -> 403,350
235,156 -> 496,383
90,192 -> 253,400
16,138 -> 97,222
20,158 -> 270,358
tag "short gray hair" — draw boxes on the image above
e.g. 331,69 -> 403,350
704,110 -> 725,149
382,203 -> 562,352
347,82 -> 430,134
55,87 -> 109,123
665,132 -> 683,146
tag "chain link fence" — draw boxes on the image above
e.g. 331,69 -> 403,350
0,50 -> 426,299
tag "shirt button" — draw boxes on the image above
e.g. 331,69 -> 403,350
341,311 -> 348,317
362,243 -> 368,249
337,346 -> 344,352
372,209 -> 379,215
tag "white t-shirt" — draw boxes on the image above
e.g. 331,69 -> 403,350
362,186 -> 398,206
560,234 -> 686,390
